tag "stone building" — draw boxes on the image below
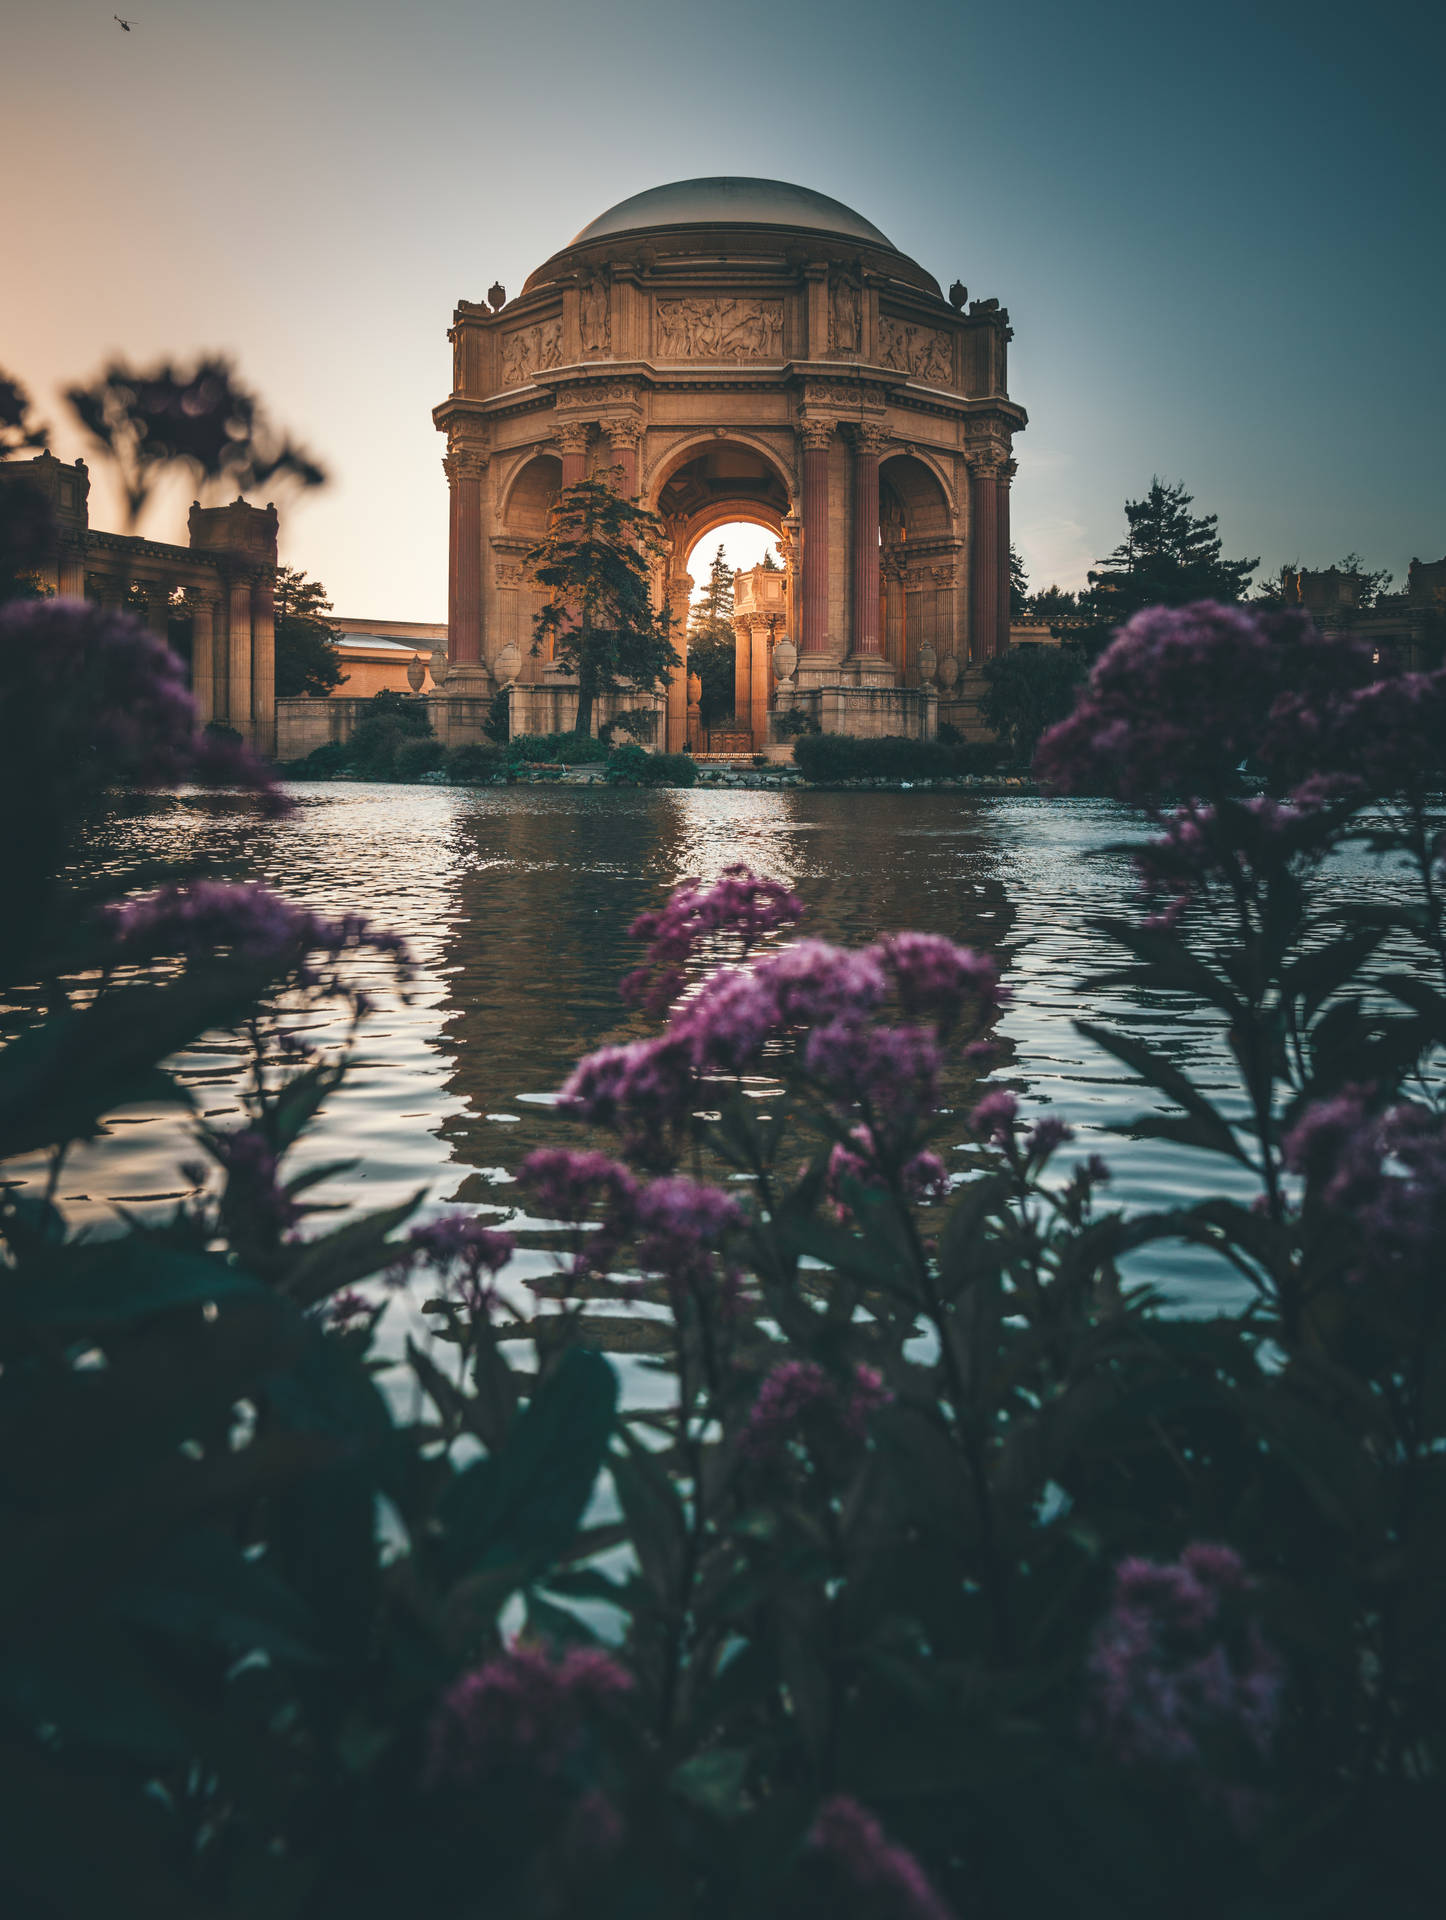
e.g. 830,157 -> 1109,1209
433,176 -> 1026,753
1,450 -> 279,752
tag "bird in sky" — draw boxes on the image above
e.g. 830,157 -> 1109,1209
114,14 -> 134,29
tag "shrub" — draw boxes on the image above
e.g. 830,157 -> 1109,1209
606,742 -> 696,786
791,731 -> 993,782
444,740 -> 504,783
980,641 -> 1087,761
506,730 -> 611,766
393,735 -> 447,781
774,705 -> 820,738
292,739 -> 352,778
348,688 -> 433,778
483,686 -> 510,743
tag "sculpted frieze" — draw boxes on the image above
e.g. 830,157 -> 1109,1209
655,298 -> 784,361
877,314 -> 954,387
579,274 -> 610,356
501,318 -> 565,386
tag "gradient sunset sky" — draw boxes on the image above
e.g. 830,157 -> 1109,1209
3,0 -> 1441,619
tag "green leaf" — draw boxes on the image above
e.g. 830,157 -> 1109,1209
3,1240 -> 262,1329
671,1747 -> 750,1818
437,1347 -> 618,1585
1074,1020 -> 1246,1163
611,1428 -> 687,1604
114,1526 -> 320,1663
280,1188 -> 425,1307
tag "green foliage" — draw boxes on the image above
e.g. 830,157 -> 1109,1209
1080,478 -> 1258,655
507,730 -> 610,766
689,543 -> 737,728
792,731 -> 997,781
444,740 -> 505,783
774,706 -> 820,739
606,743 -> 697,786
1009,541 -> 1029,619
481,686 -> 510,743
392,734 -> 447,781
273,565 -> 347,699
529,475 -> 680,737
980,643 -> 1087,761
347,689 -> 433,779
290,738 -> 351,778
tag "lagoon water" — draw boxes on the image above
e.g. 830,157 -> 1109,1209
28,783 -> 1346,1315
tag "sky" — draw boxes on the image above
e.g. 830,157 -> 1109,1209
3,0 -> 1442,619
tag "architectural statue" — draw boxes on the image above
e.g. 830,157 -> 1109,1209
433,175 -> 1028,751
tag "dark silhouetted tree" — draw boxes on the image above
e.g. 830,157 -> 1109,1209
1009,544 -> 1029,620
689,543 -> 737,728
65,355 -> 325,530
0,368 -> 53,603
529,472 -> 678,737
981,642 -> 1086,762
274,565 -> 347,698
1079,478 -> 1257,655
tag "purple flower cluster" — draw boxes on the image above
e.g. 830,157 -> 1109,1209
106,881 -> 415,997
744,1359 -> 893,1462
393,1212 -> 516,1313
212,1124 -> 300,1240
633,1175 -> 742,1287
827,1127 -> 949,1211
519,1149 -> 741,1301
1284,1090 -> 1446,1273
1085,1543 -> 1283,1821
806,1795 -> 955,1920
0,597 -> 281,811
566,925 -> 996,1157
622,864 -> 804,1013
424,1643 -> 634,1787
1034,601 -> 1387,805
969,1088 -> 1018,1143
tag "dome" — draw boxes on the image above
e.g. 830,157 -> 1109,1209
568,177 -> 898,252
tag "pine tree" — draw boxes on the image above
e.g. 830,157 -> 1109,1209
274,565 -> 348,698
1009,544 -> 1029,621
1080,479 -> 1257,655
688,545 -> 738,729
529,474 -> 678,737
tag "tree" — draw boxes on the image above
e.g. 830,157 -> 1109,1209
1333,552 -> 1393,610
0,368 -> 53,604
688,543 -> 737,729
1079,478 -> 1257,655
529,473 -> 679,737
1009,543 -> 1029,620
1027,584 -> 1080,622
273,565 -> 348,698
980,642 -> 1086,762
760,544 -> 782,571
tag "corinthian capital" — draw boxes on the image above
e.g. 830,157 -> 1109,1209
604,417 -> 643,453
798,417 -> 835,451
444,444 -> 489,483
556,421 -> 591,455
848,421 -> 888,457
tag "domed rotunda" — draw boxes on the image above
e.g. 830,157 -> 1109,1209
433,178 -> 1025,751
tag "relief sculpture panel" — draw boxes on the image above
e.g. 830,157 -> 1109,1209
655,298 -> 784,361
501,318 -> 565,386
877,314 -> 954,387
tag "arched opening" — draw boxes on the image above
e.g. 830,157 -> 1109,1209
500,453 -> 563,670
879,453 -> 955,679
503,452 -> 563,537
651,440 -> 792,753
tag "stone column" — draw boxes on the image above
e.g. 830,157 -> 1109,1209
190,591 -> 217,726
848,423 -> 886,660
146,583 -> 172,642
968,458 -> 1000,662
57,541 -> 86,600
227,572 -> 254,738
605,420 -> 641,498
799,420 -> 833,656
666,571 -> 693,753
995,459 -> 1016,656
750,616 -> 772,748
251,570 -> 276,755
733,616 -> 751,723
445,446 -> 488,668
558,421 -> 589,488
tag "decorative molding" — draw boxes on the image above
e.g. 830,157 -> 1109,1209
848,421 -> 888,457
496,562 -> 526,587
877,313 -> 954,386
443,446 -> 490,482
798,419 -> 835,450
655,298 -> 784,361
555,421 -> 591,455
501,318 -> 564,385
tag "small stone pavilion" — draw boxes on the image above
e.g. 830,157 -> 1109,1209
432,177 -> 1026,753
2,451 -> 280,753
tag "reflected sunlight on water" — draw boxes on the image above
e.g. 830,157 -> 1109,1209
14,783 -> 1412,1316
